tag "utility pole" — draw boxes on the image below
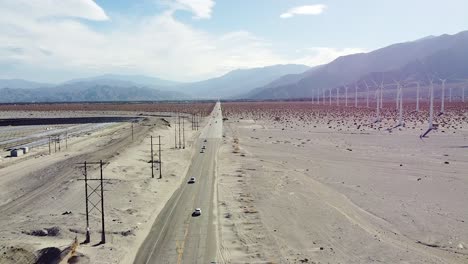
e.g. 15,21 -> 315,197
65,131 -> 68,150
329,89 -> 332,106
131,122 -> 134,141
158,135 -> 162,179
99,160 -> 105,244
174,115 -> 178,148
77,160 -> 109,245
182,117 -> 185,149
151,136 -> 154,178
150,135 -> 163,179
48,136 -> 51,155
83,161 -> 90,243
178,114 -> 181,149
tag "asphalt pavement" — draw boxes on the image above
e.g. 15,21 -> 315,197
134,102 -> 222,264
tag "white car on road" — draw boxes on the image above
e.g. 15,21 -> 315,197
192,208 -> 202,216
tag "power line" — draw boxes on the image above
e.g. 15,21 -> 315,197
77,160 -> 111,245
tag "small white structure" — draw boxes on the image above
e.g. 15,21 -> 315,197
21,147 -> 29,154
11,149 -> 24,157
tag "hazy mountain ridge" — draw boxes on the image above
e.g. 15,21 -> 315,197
0,79 -> 53,89
248,30 -> 468,99
0,65 -> 309,102
0,85 -> 187,103
65,74 -> 181,87
175,64 -> 310,98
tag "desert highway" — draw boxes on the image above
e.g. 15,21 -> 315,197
134,102 -> 222,264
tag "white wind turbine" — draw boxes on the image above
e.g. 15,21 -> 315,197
463,86 -> 466,102
439,78 -> 446,115
380,82 -> 384,109
344,85 -> 348,107
415,81 -> 420,112
420,78 -> 436,138
374,88 -> 381,123
449,85 -> 452,103
322,88 -> 325,105
372,80 -> 384,109
394,80 -> 404,128
364,80 -> 370,108
336,87 -> 340,106
354,83 -> 358,108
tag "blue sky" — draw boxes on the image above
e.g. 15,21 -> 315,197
1,0 -> 467,83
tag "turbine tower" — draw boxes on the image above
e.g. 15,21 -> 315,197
344,85 -> 348,107
416,82 -> 420,112
449,85 -> 452,103
463,86 -> 465,103
421,79 -> 435,138
374,88 -> 381,123
354,83 -> 358,108
364,80 -> 370,108
440,78 -> 446,114
336,87 -> 340,106
380,83 -> 384,109
396,81 -> 404,127
322,88 -> 325,105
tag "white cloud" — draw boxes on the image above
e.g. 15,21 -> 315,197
280,4 -> 327,18
171,0 -> 215,19
0,1 -> 362,82
292,47 -> 366,65
1,0 -> 109,21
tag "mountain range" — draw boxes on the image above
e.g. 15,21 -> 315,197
0,65 -> 309,102
1,30 -> 468,102
248,30 -> 468,99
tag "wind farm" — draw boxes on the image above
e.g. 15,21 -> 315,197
1,1 -> 468,263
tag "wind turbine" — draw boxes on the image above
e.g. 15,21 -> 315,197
395,83 -> 399,110
393,80 -> 404,128
416,81 -> 420,112
336,87 -> 340,106
463,86 -> 466,103
420,78 -> 436,138
449,85 -> 452,103
380,82 -> 384,109
372,80 -> 384,109
374,88 -> 381,123
322,88 -> 325,105
354,83 -> 358,108
364,80 -> 370,108
344,85 -> 348,107
439,78 -> 446,115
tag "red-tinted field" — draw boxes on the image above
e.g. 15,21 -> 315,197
222,100 -> 467,133
0,102 -> 216,116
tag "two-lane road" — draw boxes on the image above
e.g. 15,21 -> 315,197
134,102 -> 222,264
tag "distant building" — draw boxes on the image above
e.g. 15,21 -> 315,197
21,147 -> 29,154
11,149 -> 24,157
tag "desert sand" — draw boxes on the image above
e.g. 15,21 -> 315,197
0,111 -> 202,264
217,102 -> 468,263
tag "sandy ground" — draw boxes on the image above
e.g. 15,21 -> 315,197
0,112 -> 201,264
217,108 -> 468,263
